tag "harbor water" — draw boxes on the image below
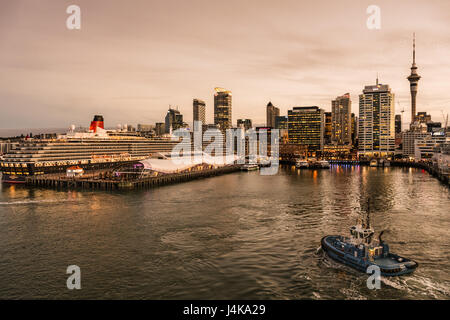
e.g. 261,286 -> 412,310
0,166 -> 449,299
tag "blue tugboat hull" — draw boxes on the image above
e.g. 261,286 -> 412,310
321,236 -> 418,277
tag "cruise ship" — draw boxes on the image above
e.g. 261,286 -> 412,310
0,116 -> 181,183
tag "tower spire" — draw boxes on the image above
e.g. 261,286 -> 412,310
407,32 -> 421,125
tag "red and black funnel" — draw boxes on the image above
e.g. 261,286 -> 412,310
89,115 -> 104,132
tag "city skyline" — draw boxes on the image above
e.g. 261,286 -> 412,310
1,0 -> 449,305
1,0 -> 450,129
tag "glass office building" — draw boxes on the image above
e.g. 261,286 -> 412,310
214,88 -> 232,131
288,106 -> 324,151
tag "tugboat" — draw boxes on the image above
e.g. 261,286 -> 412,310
321,202 -> 418,276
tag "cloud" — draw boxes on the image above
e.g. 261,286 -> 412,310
0,0 -> 449,129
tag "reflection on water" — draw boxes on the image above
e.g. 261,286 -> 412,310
0,166 -> 449,299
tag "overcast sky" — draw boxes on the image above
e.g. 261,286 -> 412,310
1,0 -> 449,129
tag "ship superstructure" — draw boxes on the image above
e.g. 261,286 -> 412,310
0,116 -> 180,183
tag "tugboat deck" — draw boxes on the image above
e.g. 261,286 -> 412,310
374,257 -> 401,267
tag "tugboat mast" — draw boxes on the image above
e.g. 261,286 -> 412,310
361,198 -> 371,229
365,199 -> 371,229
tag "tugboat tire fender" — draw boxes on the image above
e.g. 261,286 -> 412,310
406,260 -> 419,269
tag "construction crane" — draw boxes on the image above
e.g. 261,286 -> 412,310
397,101 -> 406,131
397,101 -> 405,116
441,110 -> 448,129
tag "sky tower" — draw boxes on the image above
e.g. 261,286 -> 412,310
407,33 -> 421,124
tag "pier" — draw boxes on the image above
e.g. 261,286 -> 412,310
283,159 -> 449,186
25,165 -> 240,190
389,161 -> 449,186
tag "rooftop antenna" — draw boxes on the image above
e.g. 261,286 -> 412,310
376,73 -> 379,86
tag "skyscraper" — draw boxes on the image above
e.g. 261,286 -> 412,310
351,113 -> 358,147
266,101 -> 280,128
165,107 -> 185,133
395,114 -> 402,135
331,93 -> 352,145
237,119 -> 252,131
193,99 -> 206,126
358,80 -> 395,157
155,122 -> 165,136
324,112 -> 332,145
395,114 -> 402,150
288,106 -> 324,151
214,87 -> 232,131
275,116 -> 288,130
416,112 -> 432,124
407,33 -> 421,124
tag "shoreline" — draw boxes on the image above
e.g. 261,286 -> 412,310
282,160 -> 449,187
1,161 -> 448,190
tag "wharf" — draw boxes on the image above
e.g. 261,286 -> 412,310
25,165 -> 240,190
390,161 -> 449,186
282,159 -> 449,186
